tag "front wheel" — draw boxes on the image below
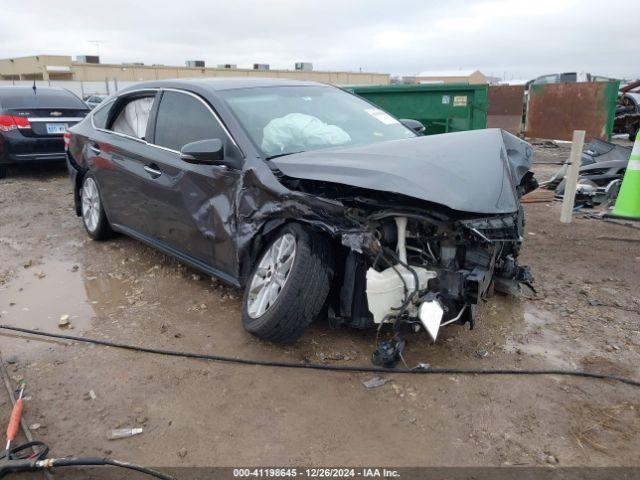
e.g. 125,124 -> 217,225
81,174 -> 114,240
242,224 -> 333,343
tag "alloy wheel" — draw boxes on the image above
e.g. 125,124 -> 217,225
247,233 -> 297,318
81,177 -> 101,233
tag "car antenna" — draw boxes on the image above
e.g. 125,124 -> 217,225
32,76 -> 37,94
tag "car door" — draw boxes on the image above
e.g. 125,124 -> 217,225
88,90 -> 160,237
143,89 -> 243,279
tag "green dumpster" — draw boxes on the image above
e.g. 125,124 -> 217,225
347,83 -> 488,135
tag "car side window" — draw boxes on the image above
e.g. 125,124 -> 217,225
153,91 -> 225,152
111,96 -> 154,139
92,100 -> 114,129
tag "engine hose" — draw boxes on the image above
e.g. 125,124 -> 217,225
1,324 -> 639,388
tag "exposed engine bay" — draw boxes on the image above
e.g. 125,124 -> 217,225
353,209 -> 531,339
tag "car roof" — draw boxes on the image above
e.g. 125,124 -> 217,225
0,86 -> 76,97
120,77 -> 328,94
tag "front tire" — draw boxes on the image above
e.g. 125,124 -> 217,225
0,166 -> 8,179
242,224 -> 333,343
81,174 -> 114,240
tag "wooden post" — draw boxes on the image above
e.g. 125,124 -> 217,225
560,130 -> 586,223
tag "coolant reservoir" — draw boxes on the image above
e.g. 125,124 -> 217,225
366,265 -> 436,323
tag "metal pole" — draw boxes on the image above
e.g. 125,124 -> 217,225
560,130 -> 586,223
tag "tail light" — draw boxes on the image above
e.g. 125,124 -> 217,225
0,115 -> 31,132
63,131 -> 71,151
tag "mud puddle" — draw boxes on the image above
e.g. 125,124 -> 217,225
0,258 -> 129,334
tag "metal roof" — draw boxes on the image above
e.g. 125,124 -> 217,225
415,70 -> 479,78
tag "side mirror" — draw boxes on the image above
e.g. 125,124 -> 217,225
180,139 -> 224,164
400,119 -> 426,135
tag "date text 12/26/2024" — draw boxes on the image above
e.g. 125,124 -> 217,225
233,468 -> 400,478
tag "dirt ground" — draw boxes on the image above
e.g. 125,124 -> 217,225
1,142 -> 639,470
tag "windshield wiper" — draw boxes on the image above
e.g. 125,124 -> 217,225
266,151 -> 306,160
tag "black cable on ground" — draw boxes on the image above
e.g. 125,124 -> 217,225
1,324 -> 639,388
45,457 -> 173,479
0,450 -> 174,479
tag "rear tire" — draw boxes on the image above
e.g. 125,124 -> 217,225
0,166 -> 8,179
80,174 -> 114,241
629,124 -> 638,142
242,223 -> 333,343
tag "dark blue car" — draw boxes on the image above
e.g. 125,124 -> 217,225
0,86 -> 89,178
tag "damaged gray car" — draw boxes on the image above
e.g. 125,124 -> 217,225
66,78 -> 536,355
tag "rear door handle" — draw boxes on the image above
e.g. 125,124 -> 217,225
88,143 -> 100,154
144,164 -> 162,178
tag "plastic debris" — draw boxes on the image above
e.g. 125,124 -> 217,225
58,314 -> 70,327
477,348 -> 489,358
412,363 -> 431,371
107,427 -> 143,440
361,376 -> 391,389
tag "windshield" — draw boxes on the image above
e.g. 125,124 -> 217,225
220,86 -> 415,158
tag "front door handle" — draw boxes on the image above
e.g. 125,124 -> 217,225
144,164 -> 162,178
88,143 -> 100,155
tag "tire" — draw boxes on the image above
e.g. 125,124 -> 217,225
242,223 -> 333,343
629,124 -> 638,142
0,166 -> 8,179
80,173 -> 114,240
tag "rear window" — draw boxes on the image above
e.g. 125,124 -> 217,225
0,90 -> 87,110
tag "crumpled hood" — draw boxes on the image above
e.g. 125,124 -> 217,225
272,128 -> 533,214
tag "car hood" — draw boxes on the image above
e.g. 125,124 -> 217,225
271,128 -> 533,215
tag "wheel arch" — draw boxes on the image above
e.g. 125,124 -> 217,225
237,217 -> 339,287
73,168 -> 86,216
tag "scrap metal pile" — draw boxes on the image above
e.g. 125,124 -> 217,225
613,80 -> 640,141
546,139 -> 631,208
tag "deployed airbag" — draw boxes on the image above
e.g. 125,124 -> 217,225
262,113 -> 351,156
111,97 -> 154,139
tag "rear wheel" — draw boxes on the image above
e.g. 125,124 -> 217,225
0,166 -> 8,179
242,224 -> 333,343
81,174 -> 114,240
629,124 -> 638,142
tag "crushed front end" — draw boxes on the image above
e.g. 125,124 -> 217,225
269,128 -> 537,362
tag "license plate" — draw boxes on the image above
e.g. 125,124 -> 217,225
46,123 -> 68,134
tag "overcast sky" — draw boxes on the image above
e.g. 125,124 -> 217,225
2,0 -> 637,80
